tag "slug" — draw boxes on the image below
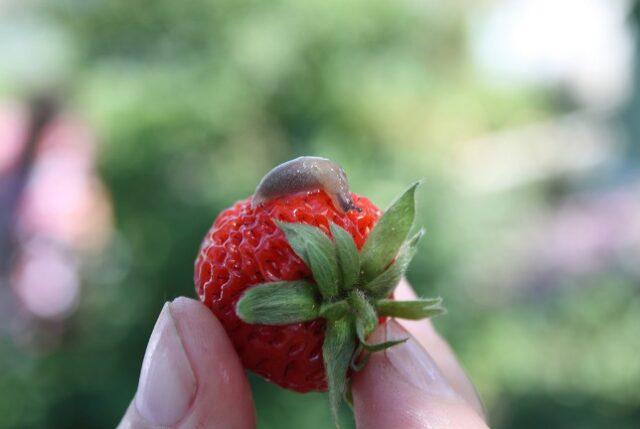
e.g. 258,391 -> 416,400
252,156 -> 358,213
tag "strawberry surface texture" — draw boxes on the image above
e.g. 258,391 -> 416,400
194,190 -> 380,392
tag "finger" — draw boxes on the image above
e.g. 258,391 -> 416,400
351,320 -> 487,429
395,279 -> 485,417
118,297 -> 255,429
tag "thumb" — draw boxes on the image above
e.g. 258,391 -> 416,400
118,297 -> 255,429
351,320 -> 487,429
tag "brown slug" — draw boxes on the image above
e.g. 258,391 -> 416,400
252,156 -> 358,213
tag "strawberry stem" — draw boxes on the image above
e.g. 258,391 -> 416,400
323,318 -> 356,429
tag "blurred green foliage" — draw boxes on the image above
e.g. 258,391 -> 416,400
1,1 -> 639,428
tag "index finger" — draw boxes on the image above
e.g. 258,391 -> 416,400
351,320 -> 487,429
395,279 -> 485,418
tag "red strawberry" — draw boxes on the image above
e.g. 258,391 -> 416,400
194,157 -> 443,427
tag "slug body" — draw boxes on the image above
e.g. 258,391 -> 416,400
252,156 -> 357,213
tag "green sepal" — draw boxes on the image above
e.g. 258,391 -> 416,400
350,337 -> 408,371
376,297 -> 445,320
350,344 -> 370,371
361,337 -> 409,352
276,221 -> 340,298
330,223 -> 360,291
236,280 -> 320,325
349,289 -> 377,343
344,382 -> 354,409
323,318 -> 357,429
350,353 -> 369,372
306,240 -> 340,298
320,300 -> 350,320
363,229 -> 424,299
360,181 -> 419,281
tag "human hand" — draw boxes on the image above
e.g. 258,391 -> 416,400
118,280 -> 487,428
351,279 -> 487,428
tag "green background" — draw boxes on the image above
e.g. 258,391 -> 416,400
1,1 -> 639,428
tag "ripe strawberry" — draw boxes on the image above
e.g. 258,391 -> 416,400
194,157 -> 443,427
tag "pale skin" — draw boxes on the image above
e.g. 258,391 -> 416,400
118,279 -> 488,429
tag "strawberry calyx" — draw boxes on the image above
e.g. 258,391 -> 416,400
236,181 -> 444,428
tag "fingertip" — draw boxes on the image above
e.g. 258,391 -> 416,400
169,296 -> 207,315
168,297 -> 256,428
351,321 -> 486,429
120,298 -> 255,429
394,279 -> 486,419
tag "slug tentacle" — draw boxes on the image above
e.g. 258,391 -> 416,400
252,156 -> 358,213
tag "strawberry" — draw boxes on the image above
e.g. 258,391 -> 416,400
194,157 -> 443,427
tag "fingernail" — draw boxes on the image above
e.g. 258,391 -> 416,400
381,320 -> 460,400
135,302 -> 197,426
